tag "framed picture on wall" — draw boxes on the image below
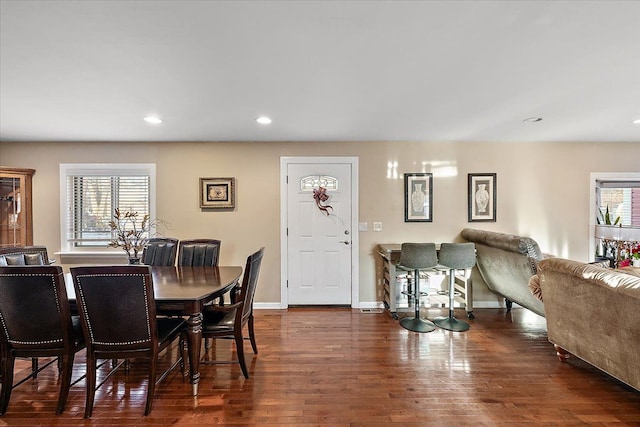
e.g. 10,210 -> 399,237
200,177 -> 235,209
468,173 -> 496,222
404,173 -> 433,222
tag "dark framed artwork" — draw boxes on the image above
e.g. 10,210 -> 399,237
468,173 -> 496,222
200,177 -> 235,209
404,173 -> 433,222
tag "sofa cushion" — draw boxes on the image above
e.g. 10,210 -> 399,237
24,253 -> 44,265
619,266 -> 640,278
531,261 -> 640,303
4,254 -> 26,265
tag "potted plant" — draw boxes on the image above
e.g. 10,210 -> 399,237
108,208 -> 151,264
631,244 -> 640,268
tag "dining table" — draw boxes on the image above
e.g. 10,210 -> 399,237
64,265 -> 243,396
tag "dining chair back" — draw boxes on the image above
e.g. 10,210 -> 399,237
0,265 -> 84,415
177,239 -> 223,307
0,246 -> 54,379
177,239 -> 221,267
142,237 -> 178,266
0,245 -> 52,266
201,247 -> 264,378
70,265 -> 186,417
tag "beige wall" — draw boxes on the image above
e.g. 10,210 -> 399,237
1,140 -> 639,306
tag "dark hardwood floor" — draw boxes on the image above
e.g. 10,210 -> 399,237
2,307 -> 639,426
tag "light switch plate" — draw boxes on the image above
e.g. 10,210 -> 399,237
373,222 -> 383,231
358,222 -> 368,232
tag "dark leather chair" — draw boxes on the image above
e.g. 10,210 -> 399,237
177,239 -> 221,267
142,237 -> 178,266
178,239 -> 221,267
0,246 -> 55,376
201,247 -> 264,379
178,239 -> 223,309
0,245 -> 52,266
70,265 -> 187,417
0,265 -> 84,415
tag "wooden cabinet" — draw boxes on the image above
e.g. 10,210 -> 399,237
0,167 -> 35,247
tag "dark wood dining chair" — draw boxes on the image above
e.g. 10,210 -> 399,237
142,237 -> 179,266
0,246 -> 55,378
201,247 -> 264,379
70,265 -> 187,418
0,245 -> 53,266
0,265 -> 85,415
177,239 -> 221,267
178,238 -> 223,309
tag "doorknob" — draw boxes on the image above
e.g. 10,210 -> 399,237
338,240 -> 351,245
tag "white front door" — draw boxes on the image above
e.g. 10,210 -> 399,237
282,158 -> 358,306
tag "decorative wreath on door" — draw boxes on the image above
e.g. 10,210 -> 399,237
312,186 -> 333,215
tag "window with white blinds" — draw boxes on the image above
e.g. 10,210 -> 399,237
596,180 -> 640,227
60,164 -> 156,250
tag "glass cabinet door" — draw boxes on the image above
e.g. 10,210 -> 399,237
0,168 -> 35,247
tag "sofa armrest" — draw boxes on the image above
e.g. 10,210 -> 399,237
528,274 -> 543,302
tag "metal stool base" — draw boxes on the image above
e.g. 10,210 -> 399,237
400,317 -> 436,333
433,315 -> 469,332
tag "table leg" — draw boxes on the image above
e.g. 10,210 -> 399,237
186,312 -> 203,396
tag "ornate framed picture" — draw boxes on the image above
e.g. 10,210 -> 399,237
404,173 -> 433,222
468,173 -> 496,222
200,177 -> 235,209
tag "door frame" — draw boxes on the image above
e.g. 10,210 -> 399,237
280,156 -> 359,308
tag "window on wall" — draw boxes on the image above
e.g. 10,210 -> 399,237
596,180 -> 640,226
591,173 -> 640,263
60,164 -> 156,251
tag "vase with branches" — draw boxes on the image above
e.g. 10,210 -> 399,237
108,208 -> 152,263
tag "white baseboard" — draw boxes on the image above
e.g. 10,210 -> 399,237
254,300 -> 522,310
254,302 -> 287,310
355,300 -> 521,310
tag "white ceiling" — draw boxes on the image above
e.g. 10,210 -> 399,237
1,0 -> 639,143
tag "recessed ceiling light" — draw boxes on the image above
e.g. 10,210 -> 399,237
256,116 -> 272,125
144,116 -> 162,124
633,118 -> 640,125
523,117 -> 543,123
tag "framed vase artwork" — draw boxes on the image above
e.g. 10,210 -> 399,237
468,173 -> 496,222
404,173 -> 433,222
200,177 -> 235,209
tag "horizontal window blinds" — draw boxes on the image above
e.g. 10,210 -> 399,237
596,180 -> 640,188
66,175 -> 150,246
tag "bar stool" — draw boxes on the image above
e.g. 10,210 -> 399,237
397,243 -> 438,333
434,242 -> 476,332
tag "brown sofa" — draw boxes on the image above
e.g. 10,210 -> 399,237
460,228 -> 547,316
538,258 -> 640,391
